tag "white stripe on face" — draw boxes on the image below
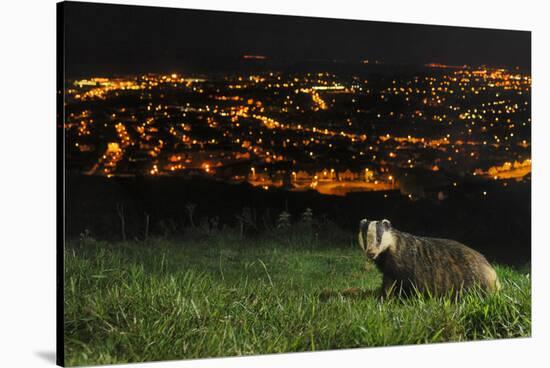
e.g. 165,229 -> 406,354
367,221 -> 378,248
379,230 -> 395,254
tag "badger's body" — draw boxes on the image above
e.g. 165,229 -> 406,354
358,219 -> 500,297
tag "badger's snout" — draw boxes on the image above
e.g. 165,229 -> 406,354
366,250 -> 377,259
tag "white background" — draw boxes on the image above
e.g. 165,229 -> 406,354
0,0 -> 548,367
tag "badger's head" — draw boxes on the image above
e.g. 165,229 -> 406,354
358,219 -> 394,260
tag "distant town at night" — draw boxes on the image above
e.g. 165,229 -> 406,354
64,61 -> 531,198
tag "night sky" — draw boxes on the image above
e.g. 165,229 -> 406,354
63,1 -> 531,77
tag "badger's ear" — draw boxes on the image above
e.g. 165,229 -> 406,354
359,219 -> 369,232
382,219 -> 392,230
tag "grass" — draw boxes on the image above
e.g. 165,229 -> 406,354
64,233 -> 531,366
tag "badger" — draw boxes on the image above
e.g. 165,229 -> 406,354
358,219 -> 500,297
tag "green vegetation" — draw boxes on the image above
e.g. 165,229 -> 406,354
64,231 -> 531,366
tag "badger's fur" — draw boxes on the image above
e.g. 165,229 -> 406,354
358,219 -> 500,297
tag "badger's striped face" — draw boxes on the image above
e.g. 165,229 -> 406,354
358,219 -> 393,259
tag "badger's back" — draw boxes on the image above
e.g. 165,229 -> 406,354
376,230 -> 500,295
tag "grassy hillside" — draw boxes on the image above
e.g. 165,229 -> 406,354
64,234 -> 531,366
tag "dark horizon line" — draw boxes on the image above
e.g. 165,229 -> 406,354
65,58 -> 531,80
63,1 -> 531,79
